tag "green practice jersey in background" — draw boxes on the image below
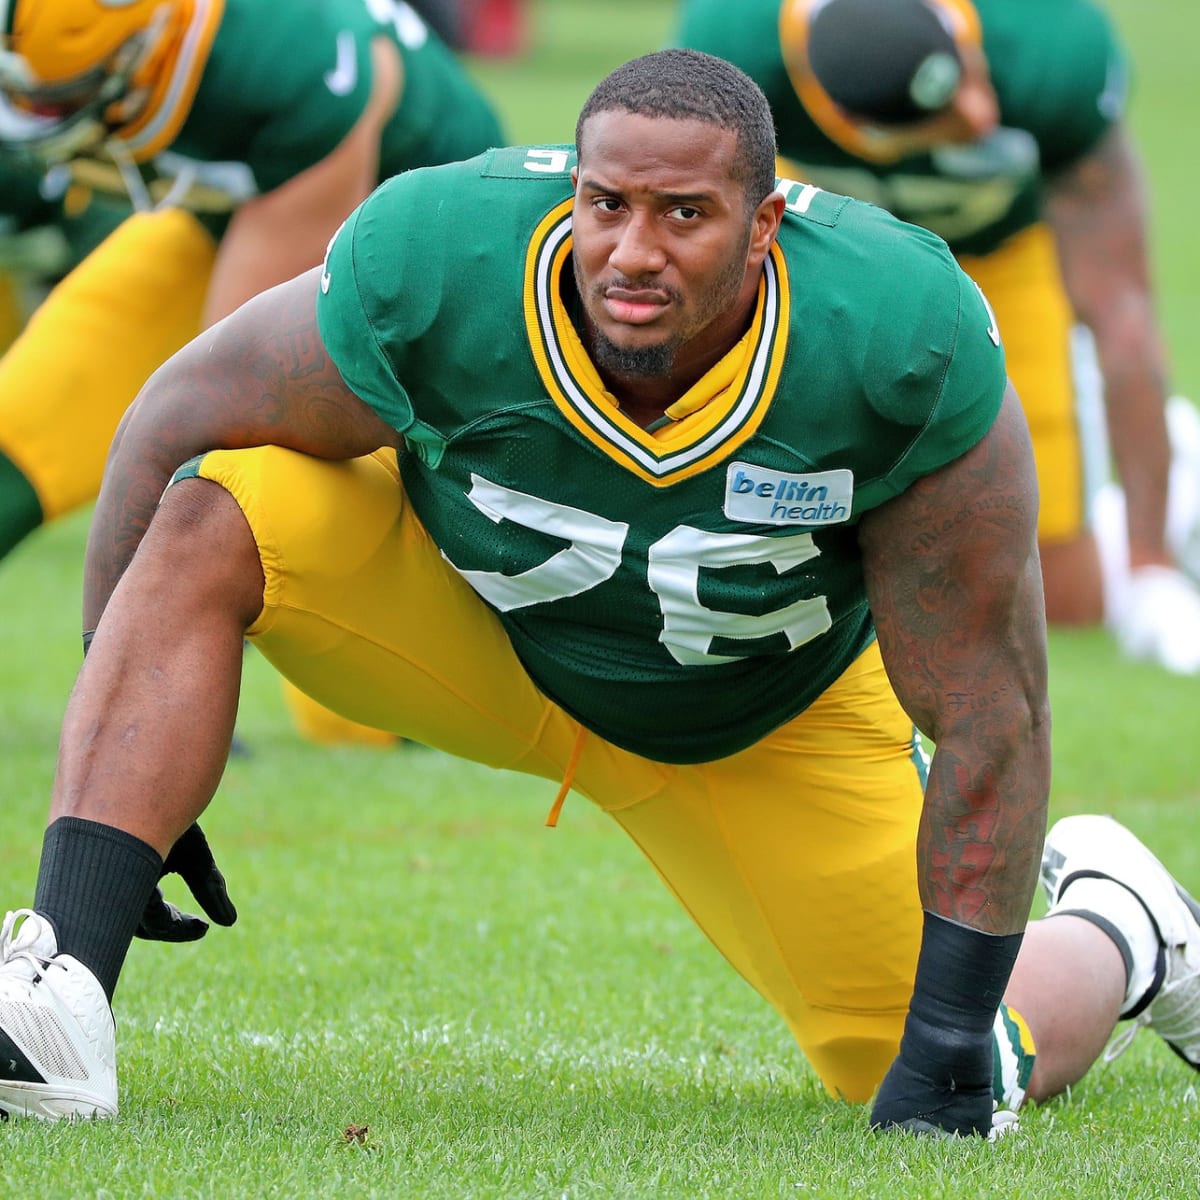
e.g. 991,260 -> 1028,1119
65,0 -> 503,219
675,0 -> 1125,255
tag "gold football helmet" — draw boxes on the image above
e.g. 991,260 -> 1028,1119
779,0 -> 982,154
0,0 -> 224,163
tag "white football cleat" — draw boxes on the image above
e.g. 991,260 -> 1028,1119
0,909 -> 117,1119
1041,815 -> 1200,1070
1113,566 -> 1200,676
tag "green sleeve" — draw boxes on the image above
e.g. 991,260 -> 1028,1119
888,266 -> 1008,485
315,181 -> 417,435
315,171 -> 457,468
842,213 -> 1008,505
182,0 -> 375,194
985,0 -> 1127,172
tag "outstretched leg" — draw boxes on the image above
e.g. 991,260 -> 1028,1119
0,476 -> 263,1118
1004,916 -> 1125,1100
1006,814 -> 1200,1105
54,477 -> 264,850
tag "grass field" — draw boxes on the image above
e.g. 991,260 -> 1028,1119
3,1 -> 1200,1196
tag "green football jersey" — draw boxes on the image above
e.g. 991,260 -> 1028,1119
66,0 -> 502,216
675,0 -> 1125,255
316,148 -> 1006,763
0,160 -> 130,277
0,159 -> 54,231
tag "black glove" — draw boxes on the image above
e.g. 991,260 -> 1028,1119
870,1017 -> 994,1137
135,823 -> 238,942
869,912 -> 1024,1138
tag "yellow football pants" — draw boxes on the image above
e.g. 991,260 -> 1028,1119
0,208 -> 215,521
0,273 -> 26,354
958,223 -> 1090,543
0,208 -> 383,747
188,442 -> 930,1102
278,676 -> 398,748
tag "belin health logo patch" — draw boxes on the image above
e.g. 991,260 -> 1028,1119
723,462 -> 854,527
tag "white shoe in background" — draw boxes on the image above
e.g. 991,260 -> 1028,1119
1113,565 -> 1200,676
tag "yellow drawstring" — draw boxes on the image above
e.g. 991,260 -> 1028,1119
545,726 -> 588,827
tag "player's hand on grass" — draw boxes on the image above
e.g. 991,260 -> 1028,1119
136,823 -> 238,942
871,911 -> 1026,1139
870,1026 -> 1017,1139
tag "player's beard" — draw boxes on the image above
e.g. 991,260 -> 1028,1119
589,327 -> 676,377
578,233 -> 752,379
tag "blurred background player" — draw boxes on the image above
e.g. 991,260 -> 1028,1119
0,160 -> 128,354
0,165 -> 212,565
409,0 -> 528,58
675,0 -> 1200,674
0,0 -> 506,745
405,0 -> 466,49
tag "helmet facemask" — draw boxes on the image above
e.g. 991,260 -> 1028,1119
0,6 -> 166,165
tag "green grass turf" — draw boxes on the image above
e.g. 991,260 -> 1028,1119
2,1 -> 1200,1195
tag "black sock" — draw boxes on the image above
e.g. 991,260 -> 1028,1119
33,817 -> 162,1002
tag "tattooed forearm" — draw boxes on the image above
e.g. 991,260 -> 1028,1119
920,755 -> 1002,924
83,268 -> 399,628
859,387 -> 1051,933
918,742 -> 1047,932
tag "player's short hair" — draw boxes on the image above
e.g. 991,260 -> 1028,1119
575,49 -> 778,215
806,0 -> 963,124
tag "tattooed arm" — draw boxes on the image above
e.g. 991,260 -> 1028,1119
859,384 -> 1051,933
861,385 -> 1051,1137
84,266 -> 401,629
